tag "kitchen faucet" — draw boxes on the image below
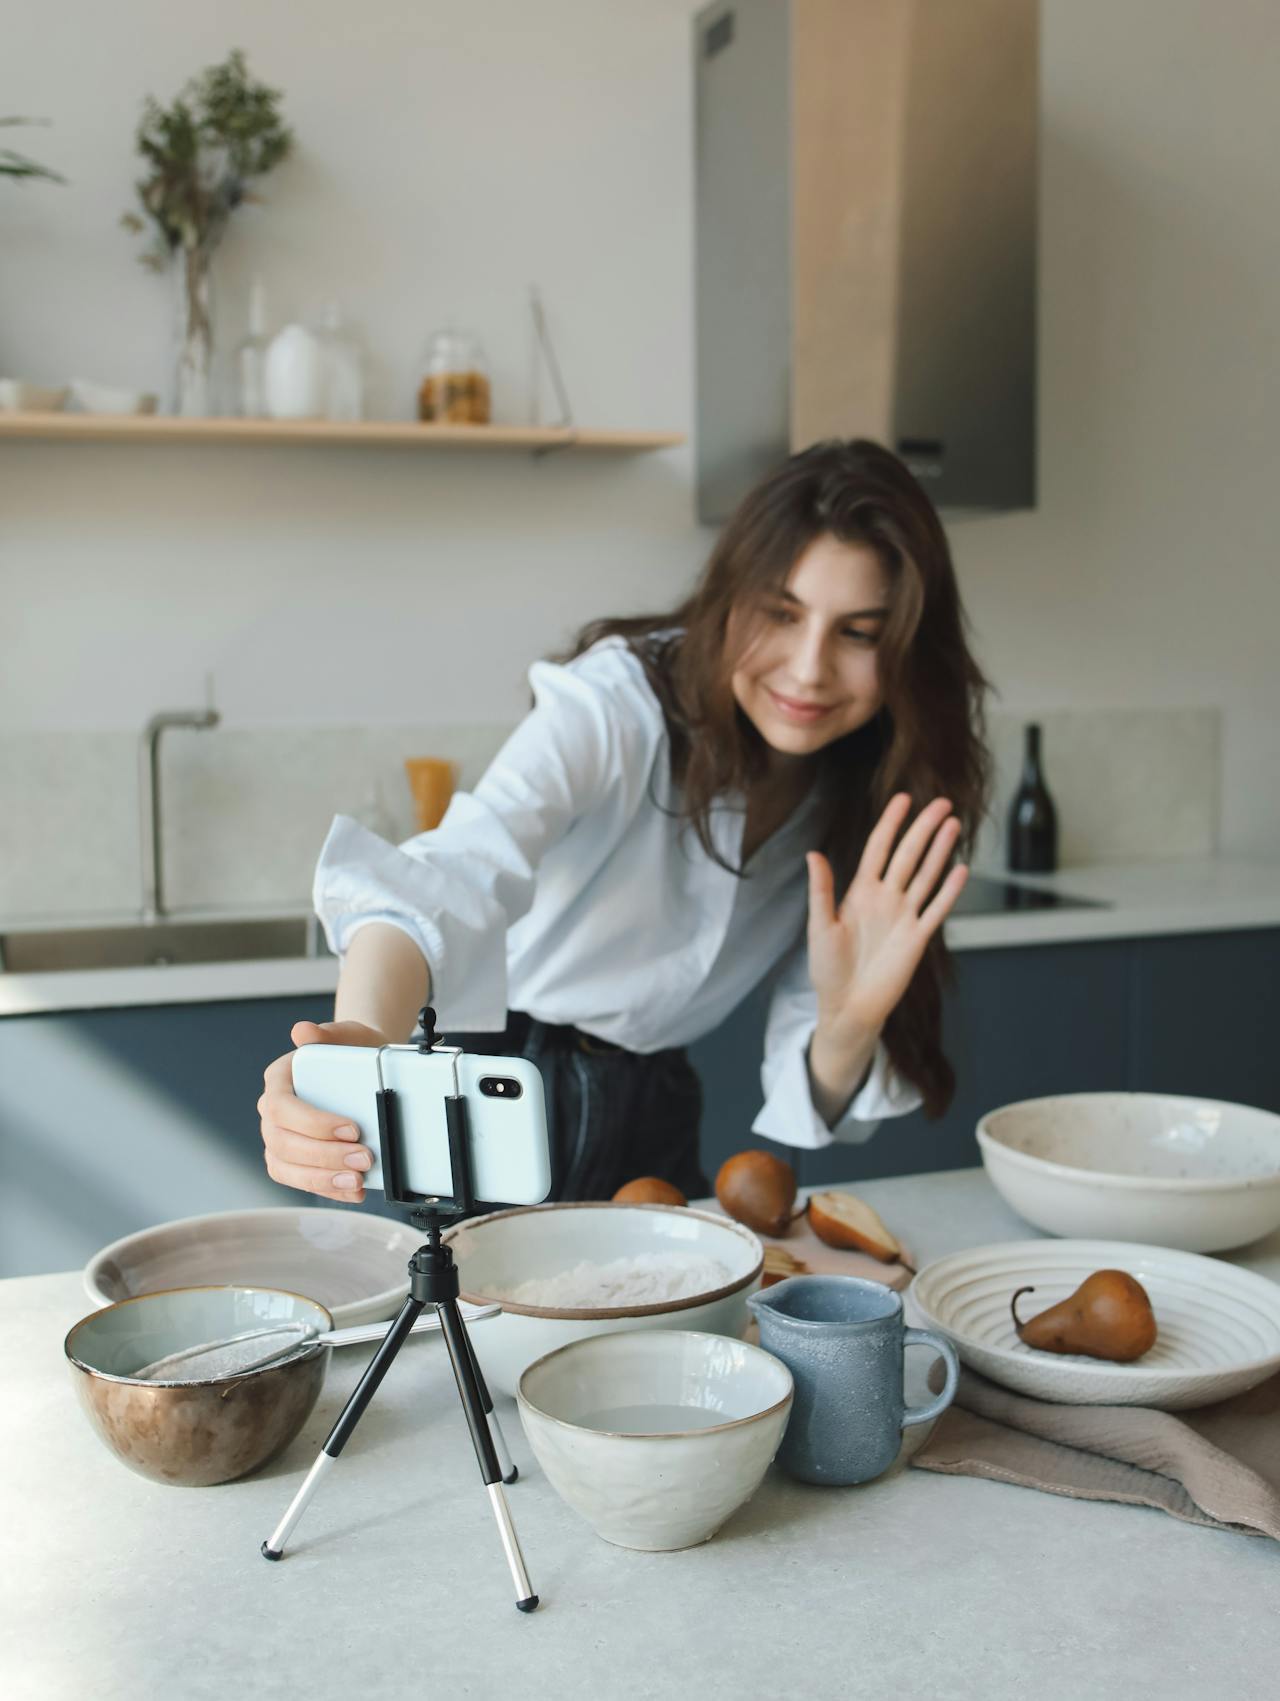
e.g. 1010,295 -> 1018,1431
139,702 -> 221,922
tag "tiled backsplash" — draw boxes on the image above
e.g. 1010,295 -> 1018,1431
977,706 -> 1220,870
0,723 -> 514,921
0,706 -> 1219,922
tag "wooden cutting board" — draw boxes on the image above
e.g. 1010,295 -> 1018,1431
698,1196 -> 915,1292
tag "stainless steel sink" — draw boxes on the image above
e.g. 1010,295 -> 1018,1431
0,916 -> 328,973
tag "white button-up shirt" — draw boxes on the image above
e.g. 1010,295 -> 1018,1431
314,637 -> 922,1150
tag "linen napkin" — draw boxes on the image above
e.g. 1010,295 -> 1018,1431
910,1364 -> 1280,1540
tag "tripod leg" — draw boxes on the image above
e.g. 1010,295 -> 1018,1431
459,1320 -> 518,1484
438,1300 -> 539,1613
261,1293 -> 426,1561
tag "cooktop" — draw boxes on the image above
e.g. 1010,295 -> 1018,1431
949,874 -> 1109,916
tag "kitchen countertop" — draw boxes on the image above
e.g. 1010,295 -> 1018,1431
3,1167 -> 1278,1701
2,855 -> 1279,1015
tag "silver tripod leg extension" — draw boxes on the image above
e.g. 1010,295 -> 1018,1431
261,1292 -> 425,1562
262,1450 -> 336,1558
437,1298 -> 538,1611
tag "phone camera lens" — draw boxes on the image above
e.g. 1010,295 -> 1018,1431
479,1076 -> 522,1099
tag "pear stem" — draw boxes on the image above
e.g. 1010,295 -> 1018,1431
1010,1285 -> 1036,1337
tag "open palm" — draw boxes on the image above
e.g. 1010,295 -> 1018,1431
807,794 -> 968,1040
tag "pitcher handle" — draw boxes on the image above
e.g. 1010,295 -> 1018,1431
901,1328 -> 960,1428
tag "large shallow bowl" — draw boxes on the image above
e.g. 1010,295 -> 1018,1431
444,1202 -> 764,1398
518,1328 -> 793,1549
65,1285 -> 332,1485
907,1239 -> 1280,1410
84,1207 -> 420,1327
977,1092 -> 1280,1252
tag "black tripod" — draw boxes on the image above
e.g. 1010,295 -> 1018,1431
260,1010 -> 538,1612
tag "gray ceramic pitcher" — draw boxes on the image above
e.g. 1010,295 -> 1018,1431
748,1275 -> 960,1485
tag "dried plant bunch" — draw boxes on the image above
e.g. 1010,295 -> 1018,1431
121,48 -> 291,267
0,116 -> 65,184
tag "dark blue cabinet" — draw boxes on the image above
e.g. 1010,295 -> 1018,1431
690,929 -> 1280,1188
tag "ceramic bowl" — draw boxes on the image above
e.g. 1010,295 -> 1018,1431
69,377 -> 158,414
517,1329 -> 793,1549
444,1202 -> 764,1398
65,1286 -> 332,1485
0,379 -> 69,411
977,1092 -> 1280,1252
84,1206 -> 421,1326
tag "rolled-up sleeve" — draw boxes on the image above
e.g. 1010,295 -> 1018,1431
313,650 -> 638,1031
751,939 -> 923,1150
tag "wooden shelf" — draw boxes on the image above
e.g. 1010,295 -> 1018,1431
0,411 -> 684,453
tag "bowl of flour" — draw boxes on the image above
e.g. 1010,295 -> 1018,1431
442,1203 -> 764,1397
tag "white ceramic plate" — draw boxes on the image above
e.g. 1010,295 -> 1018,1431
907,1239 -> 1280,1410
83,1207 -> 419,1328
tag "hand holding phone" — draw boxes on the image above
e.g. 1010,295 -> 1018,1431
259,1020 -> 388,1204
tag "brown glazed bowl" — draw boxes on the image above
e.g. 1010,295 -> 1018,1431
64,1286 -> 333,1487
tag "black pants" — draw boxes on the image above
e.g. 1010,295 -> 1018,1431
453,1011 -> 710,1203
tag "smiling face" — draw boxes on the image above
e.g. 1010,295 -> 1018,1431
730,532 -> 892,761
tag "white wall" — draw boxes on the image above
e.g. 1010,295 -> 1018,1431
3,0 -> 1278,865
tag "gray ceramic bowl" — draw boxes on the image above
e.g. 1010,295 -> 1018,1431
65,1286 -> 333,1486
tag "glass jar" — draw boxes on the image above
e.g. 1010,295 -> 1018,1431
417,327 -> 491,425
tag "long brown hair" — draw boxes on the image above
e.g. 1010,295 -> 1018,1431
563,439 -> 991,1117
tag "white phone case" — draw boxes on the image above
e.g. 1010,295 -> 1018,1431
292,1043 -> 552,1205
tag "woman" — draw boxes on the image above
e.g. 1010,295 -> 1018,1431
258,438 -> 990,1205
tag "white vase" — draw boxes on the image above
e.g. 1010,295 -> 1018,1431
264,324 -> 325,419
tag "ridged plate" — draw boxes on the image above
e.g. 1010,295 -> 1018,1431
906,1240 -> 1280,1409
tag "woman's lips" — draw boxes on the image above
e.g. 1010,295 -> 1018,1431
766,687 -> 835,723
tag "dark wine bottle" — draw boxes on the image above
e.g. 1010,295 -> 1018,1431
1007,722 -> 1058,873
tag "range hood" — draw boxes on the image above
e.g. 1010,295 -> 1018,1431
694,0 -> 1039,522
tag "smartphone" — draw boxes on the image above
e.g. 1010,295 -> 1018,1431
292,1043 -> 552,1207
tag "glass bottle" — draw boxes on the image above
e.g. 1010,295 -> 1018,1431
1007,723 -> 1058,873
236,278 -> 270,418
417,327 -> 491,424
316,300 -> 364,422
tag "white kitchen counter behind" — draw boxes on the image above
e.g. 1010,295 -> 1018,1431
3,856 -> 1278,1017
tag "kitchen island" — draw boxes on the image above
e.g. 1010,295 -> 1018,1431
3,1168 -> 1277,1701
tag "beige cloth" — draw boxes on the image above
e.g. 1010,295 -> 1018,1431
911,1366 -> 1280,1540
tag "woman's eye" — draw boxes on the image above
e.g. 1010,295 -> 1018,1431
764,606 -> 795,625
843,628 -> 877,645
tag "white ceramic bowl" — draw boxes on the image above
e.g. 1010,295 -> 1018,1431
518,1328 -> 793,1549
84,1207 -> 421,1326
977,1092 -> 1280,1252
908,1239 -> 1280,1409
69,377 -> 158,414
444,1202 -> 764,1398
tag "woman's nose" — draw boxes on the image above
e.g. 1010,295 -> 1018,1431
789,626 -> 831,683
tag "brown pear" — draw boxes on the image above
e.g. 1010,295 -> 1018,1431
715,1150 -> 797,1237
612,1176 -> 687,1207
1011,1269 -> 1157,1363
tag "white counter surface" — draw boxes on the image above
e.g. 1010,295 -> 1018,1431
3,1167 -> 1278,1701
2,856 -> 1278,1015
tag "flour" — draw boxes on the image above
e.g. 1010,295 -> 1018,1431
479,1251 -> 733,1309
